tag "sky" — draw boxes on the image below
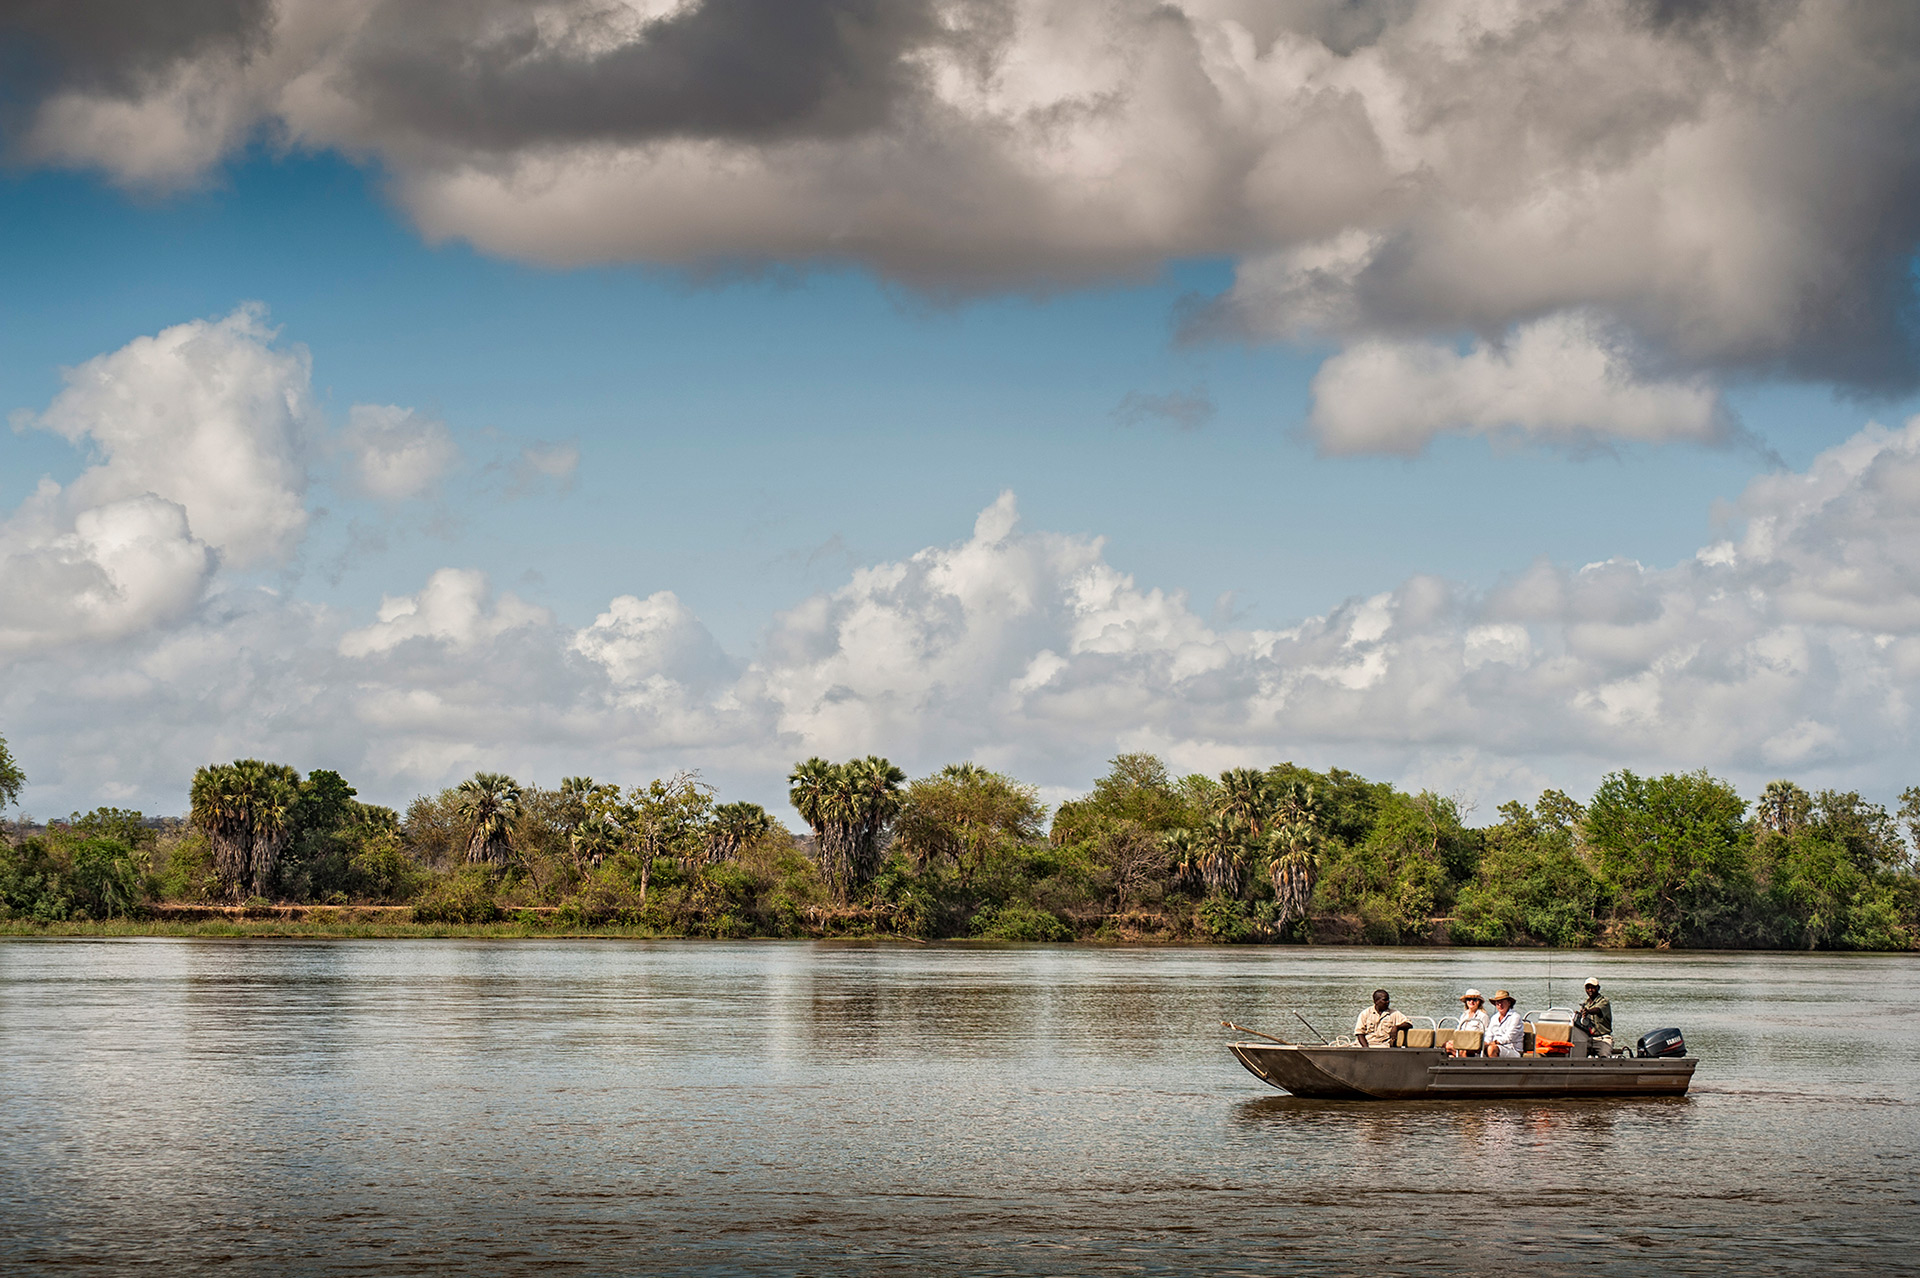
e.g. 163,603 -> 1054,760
4,0 -> 1920,821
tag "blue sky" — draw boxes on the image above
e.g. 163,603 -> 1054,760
5,2 -> 1920,817
4,154 -> 1892,647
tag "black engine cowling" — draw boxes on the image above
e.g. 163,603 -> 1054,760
1636,1027 -> 1686,1058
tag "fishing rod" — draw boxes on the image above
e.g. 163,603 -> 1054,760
1221,1020 -> 1290,1045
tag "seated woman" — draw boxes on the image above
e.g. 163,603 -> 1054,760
1445,989 -> 1489,1057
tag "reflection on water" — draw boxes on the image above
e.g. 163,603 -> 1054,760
0,940 -> 1914,1275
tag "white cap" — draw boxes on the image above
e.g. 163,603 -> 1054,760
1583,976 -> 1601,987
1460,988 -> 1483,1000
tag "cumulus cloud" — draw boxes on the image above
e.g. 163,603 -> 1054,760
338,568 -> 549,656
1307,313 -> 1734,454
10,0 -> 1920,425
16,416 -> 1920,816
340,404 -> 458,500
573,591 -> 735,692
0,307 -> 313,657
22,304 -> 314,565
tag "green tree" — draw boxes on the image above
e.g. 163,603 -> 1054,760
707,802 -> 774,865
1452,792 -> 1605,946
1264,793 -> 1326,929
615,772 -> 715,902
0,731 -> 25,814
457,772 -> 521,865
1050,753 -> 1196,843
65,837 -> 142,919
1585,770 -> 1752,946
189,759 -> 301,900
787,756 -> 905,903
893,764 -> 1044,884
1315,789 -> 1465,940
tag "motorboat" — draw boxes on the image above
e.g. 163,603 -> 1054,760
1227,1009 -> 1697,1100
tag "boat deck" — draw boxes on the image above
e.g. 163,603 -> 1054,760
1229,1042 -> 1697,1100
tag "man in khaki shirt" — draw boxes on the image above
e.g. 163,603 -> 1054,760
1354,989 -> 1411,1047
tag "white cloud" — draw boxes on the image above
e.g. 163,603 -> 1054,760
1307,314 -> 1731,454
0,307 -> 314,658
0,492 -> 213,657
12,319 -> 1920,815
340,404 -> 458,500
23,304 -> 314,565
573,591 -> 734,692
338,569 -> 549,656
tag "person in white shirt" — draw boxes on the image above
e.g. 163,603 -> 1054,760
1446,989 -> 1490,1057
1483,990 -> 1525,1057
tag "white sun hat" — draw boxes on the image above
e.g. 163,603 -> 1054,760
1583,976 -> 1601,987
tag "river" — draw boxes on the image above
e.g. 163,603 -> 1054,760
0,940 -> 1914,1274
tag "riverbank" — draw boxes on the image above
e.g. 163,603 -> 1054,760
4,906 -> 1915,949
0,903 -> 927,941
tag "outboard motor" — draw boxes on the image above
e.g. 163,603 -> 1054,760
1636,1027 -> 1687,1058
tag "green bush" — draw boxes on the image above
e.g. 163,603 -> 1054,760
349,832 -> 427,902
65,838 -> 142,919
1196,896 -> 1254,943
156,833 -> 217,901
970,901 -> 1071,941
411,869 -> 503,923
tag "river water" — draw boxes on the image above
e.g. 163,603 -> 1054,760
0,940 -> 1914,1275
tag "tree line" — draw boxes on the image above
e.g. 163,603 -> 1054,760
0,728 -> 1915,949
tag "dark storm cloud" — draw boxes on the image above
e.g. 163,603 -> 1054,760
0,0 -> 269,111
11,0 -> 1920,415
339,0 -> 948,148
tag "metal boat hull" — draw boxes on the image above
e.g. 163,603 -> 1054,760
1229,1043 -> 1696,1099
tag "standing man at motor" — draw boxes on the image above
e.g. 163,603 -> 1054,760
1354,989 -> 1412,1047
1577,977 -> 1614,1056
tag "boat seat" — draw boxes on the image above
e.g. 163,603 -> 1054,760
1445,1029 -> 1482,1053
1404,1027 -> 1437,1048
1530,1021 -> 1574,1044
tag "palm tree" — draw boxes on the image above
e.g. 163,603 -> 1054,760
569,812 -> 621,872
243,760 -> 299,898
1164,828 -> 1202,893
708,802 -> 772,864
191,763 -> 248,898
1218,768 -> 1273,840
1198,811 -> 1248,897
1266,818 -> 1323,928
190,759 -> 300,900
1757,779 -> 1811,836
1268,778 -> 1322,831
844,755 -> 906,887
788,756 -> 905,902
458,772 -> 522,865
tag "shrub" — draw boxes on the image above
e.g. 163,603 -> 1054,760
349,832 -> 427,902
970,901 -> 1071,942
65,838 -> 142,919
411,869 -> 503,923
156,832 -> 218,901
1196,896 -> 1254,943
